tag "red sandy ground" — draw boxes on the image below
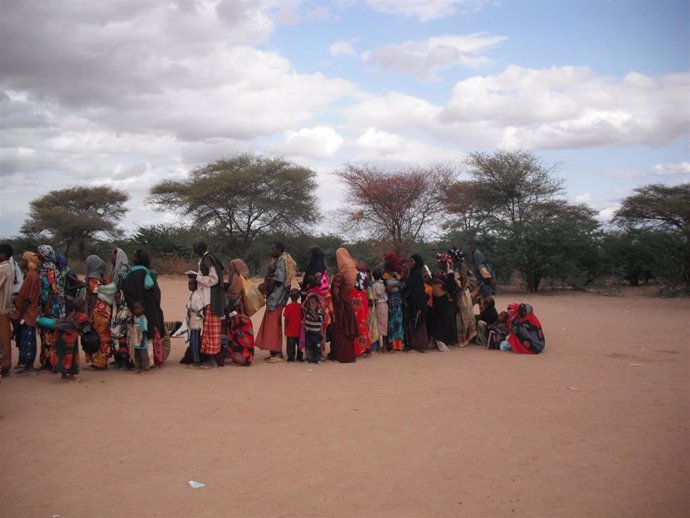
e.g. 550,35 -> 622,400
0,276 -> 688,518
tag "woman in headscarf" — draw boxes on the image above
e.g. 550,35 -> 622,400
11,251 -> 41,373
122,249 -> 166,366
255,242 -> 290,362
57,255 -> 84,314
336,248 -> 369,357
448,247 -> 478,347
404,254 -> 430,352
110,248 -> 130,290
226,258 -> 249,313
37,245 -> 65,370
471,249 -> 495,298
301,246 -> 333,356
382,252 -> 404,351
109,248 -> 132,369
84,254 -> 114,369
224,258 -> 256,366
328,273 -> 358,363
506,303 -> 545,354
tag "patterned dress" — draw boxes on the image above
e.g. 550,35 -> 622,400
38,246 -> 66,369
86,278 -> 113,368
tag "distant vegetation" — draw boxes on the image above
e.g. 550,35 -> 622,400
5,152 -> 689,294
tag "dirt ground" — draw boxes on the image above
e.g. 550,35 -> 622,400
1,275 -> 688,518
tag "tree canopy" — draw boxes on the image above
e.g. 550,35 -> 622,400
337,163 -> 455,256
613,183 -> 690,234
149,154 -> 320,258
21,186 -> 129,258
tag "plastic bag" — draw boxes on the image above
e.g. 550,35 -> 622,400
241,275 -> 265,317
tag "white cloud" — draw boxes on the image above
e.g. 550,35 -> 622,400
441,66 -> 690,150
366,0 -> 486,21
652,161 -> 690,176
354,127 -> 464,164
330,39 -> 356,56
273,126 -> 344,159
575,193 -> 591,204
361,33 -> 506,80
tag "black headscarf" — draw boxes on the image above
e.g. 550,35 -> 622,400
304,246 -> 326,278
406,254 -> 428,325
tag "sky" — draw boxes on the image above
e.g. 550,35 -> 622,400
1,0 -> 688,237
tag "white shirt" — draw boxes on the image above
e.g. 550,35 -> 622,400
196,253 -> 219,307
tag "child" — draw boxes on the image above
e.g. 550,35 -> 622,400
487,311 -> 510,350
53,297 -> 90,381
283,288 -> 303,362
185,274 -> 205,368
302,293 -> 324,364
475,296 -> 499,346
372,269 -> 388,353
128,302 -> 150,373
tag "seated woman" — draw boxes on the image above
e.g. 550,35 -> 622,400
505,303 -> 545,354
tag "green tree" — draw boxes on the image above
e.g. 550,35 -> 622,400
149,154 -> 320,258
612,183 -> 690,287
613,183 -> 690,234
21,186 -> 129,259
448,151 -> 602,291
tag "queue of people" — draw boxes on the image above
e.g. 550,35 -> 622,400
0,240 -> 546,382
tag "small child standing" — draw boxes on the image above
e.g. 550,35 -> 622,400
302,293 -> 324,364
129,302 -> 150,373
372,269 -> 388,353
283,288 -> 303,362
186,274 -> 205,367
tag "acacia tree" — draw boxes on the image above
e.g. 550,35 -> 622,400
610,183 -> 690,286
337,164 -> 455,256
149,154 -> 320,258
21,186 -> 129,258
445,151 -> 603,291
613,183 -> 690,234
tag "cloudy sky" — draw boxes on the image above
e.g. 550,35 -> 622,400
1,0 -> 688,237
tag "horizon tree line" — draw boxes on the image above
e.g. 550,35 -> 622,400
7,151 -> 689,292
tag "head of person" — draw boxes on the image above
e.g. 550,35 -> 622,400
383,252 -> 398,272
37,244 -> 55,264
309,246 -> 325,263
132,249 -> 151,268
483,296 -> 495,308
289,288 -> 300,302
372,268 -> 383,281
192,237 -> 208,258
331,272 -> 343,292
271,241 -> 285,259
0,243 -> 13,262
56,254 -> 68,271
305,293 -> 319,311
72,297 -> 87,314
187,277 -> 198,292
23,251 -> 39,271
518,303 -> 532,318
498,311 -> 509,323
133,301 -> 145,316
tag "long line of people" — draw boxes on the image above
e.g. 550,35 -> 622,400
0,240 -> 546,382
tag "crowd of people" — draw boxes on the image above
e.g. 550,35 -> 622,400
0,239 -> 546,382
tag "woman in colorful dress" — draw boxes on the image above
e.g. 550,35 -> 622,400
37,244 -> 66,370
109,247 -> 132,368
255,242 -> 290,362
382,252 -> 404,351
53,298 -> 89,380
301,246 -> 333,356
336,248 -> 369,357
84,254 -> 113,369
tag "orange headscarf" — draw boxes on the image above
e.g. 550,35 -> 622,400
23,251 -> 39,270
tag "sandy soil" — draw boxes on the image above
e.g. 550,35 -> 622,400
1,275 -> 688,518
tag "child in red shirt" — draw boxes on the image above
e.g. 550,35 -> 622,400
283,288 -> 303,362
